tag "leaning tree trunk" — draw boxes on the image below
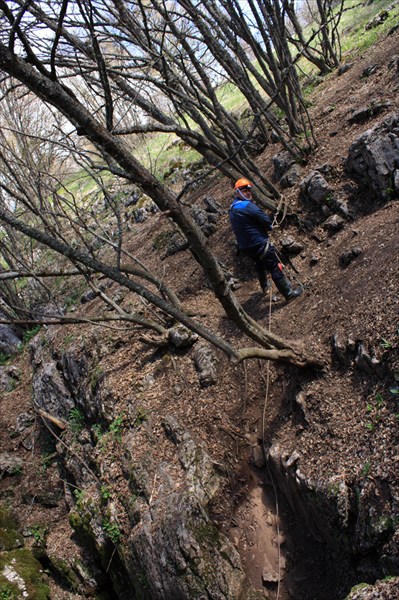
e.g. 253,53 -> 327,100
0,42 -> 324,370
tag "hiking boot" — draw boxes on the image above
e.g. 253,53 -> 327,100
274,276 -> 303,302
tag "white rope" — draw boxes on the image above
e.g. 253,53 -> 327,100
261,287 -> 282,600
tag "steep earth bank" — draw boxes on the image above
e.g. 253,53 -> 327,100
1,27 -> 399,600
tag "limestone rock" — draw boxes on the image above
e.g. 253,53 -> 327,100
0,452 -> 24,477
355,343 -> 384,378
0,365 -> 21,393
15,412 -> 34,433
272,151 -> 300,188
332,333 -> 348,364
0,548 -> 50,598
345,577 -> 399,599
125,492 -> 246,599
345,112 -> 399,201
280,236 -> 305,255
339,247 -> 363,267
0,315 -> 22,355
365,10 -> 389,30
32,360 -> 75,419
162,416 -> 221,504
190,206 -> 217,237
300,170 -> 333,206
168,325 -> 198,349
251,445 -> 265,469
262,555 -> 283,584
203,196 -> 222,214
193,343 -> 218,388
338,63 -> 354,75
322,214 -> 345,233
347,99 -> 390,125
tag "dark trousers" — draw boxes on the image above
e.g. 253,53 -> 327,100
241,242 -> 283,290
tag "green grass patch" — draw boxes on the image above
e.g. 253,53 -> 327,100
338,0 -> 399,59
134,131 -> 202,177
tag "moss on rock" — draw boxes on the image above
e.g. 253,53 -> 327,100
0,506 -> 18,530
0,528 -> 24,551
0,548 -> 50,599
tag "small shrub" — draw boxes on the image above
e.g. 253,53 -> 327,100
100,486 -> 112,501
31,525 -> 47,546
41,453 -> 56,473
62,333 -> 76,347
0,353 -> 10,366
361,462 -> 371,476
23,326 -> 41,345
152,230 -> 174,251
109,414 -> 125,442
102,518 -> 121,544
92,423 -> 104,439
90,365 -> 104,391
380,337 -> 392,349
68,408 -> 85,434
73,488 -> 85,507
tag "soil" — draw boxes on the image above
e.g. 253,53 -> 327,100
1,27 -> 399,600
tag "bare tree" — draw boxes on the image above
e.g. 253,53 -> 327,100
0,30 -> 323,369
1,0 -> 285,206
283,0 -> 347,73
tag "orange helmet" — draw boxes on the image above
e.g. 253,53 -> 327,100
234,177 -> 252,189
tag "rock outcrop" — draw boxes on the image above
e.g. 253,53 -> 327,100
345,112 -> 399,201
28,336 -> 248,599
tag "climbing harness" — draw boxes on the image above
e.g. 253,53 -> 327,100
258,239 -> 270,259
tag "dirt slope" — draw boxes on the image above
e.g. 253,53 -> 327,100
0,27 -> 398,600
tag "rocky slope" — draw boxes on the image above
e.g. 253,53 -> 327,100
0,26 -> 399,600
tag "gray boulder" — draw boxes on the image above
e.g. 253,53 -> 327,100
347,99 -> 390,125
280,236 -> 304,255
272,151 -> 296,180
0,314 -> 22,356
193,343 -> 218,388
168,325 -> 198,349
355,343 -> 384,378
0,452 -> 24,476
32,360 -> 75,419
322,214 -> 345,234
345,112 -> 399,201
300,170 -> 333,206
0,365 -> 21,392
339,247 -> 363,267
272,151 -> 301,188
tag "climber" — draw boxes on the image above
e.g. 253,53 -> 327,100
228,178 -> 302,302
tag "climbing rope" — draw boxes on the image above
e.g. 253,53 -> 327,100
275,247 -> 305,291
270,194 -> 305,290
261,288 -> 282,600
271,194 -> 288,229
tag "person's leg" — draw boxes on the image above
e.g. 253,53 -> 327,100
242,247 -> 270,293
254,262 -> 270,292
262,247 -> 302,301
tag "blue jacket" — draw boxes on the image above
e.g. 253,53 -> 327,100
229,198 -> 272,250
